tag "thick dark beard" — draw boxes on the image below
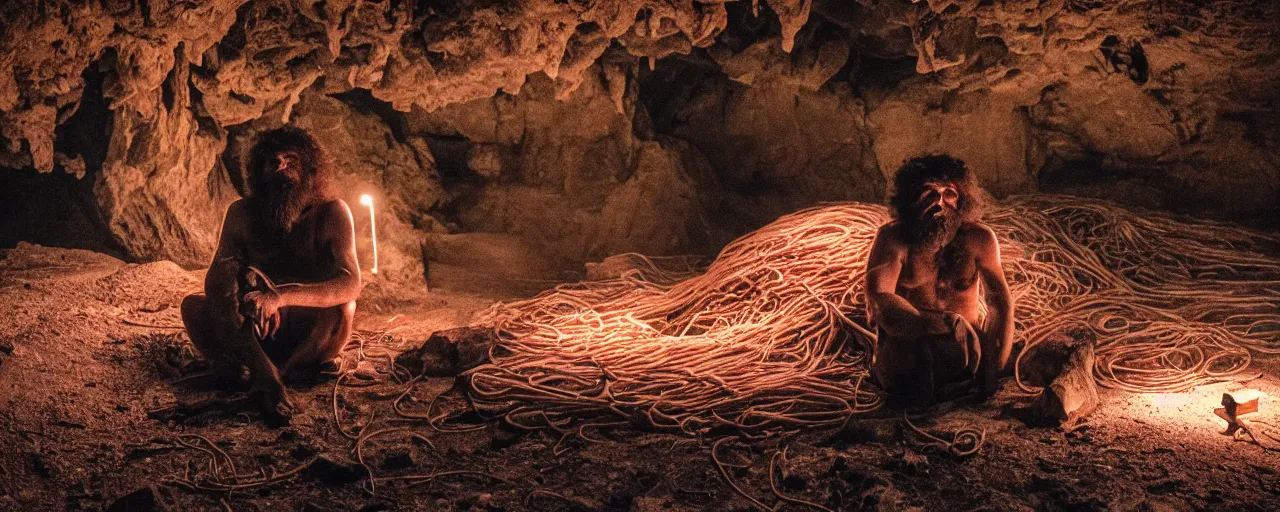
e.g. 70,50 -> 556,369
251,174 -> 312,235
907,208 -> 960,252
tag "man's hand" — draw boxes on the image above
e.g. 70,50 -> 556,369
945,311 -> 982,377
241,290 -> 283,340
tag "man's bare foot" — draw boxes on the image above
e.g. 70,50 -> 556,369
251,379 -> 295,426
318,359 -> 341,375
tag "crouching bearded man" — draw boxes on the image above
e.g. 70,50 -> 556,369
864,155 -> 1014,407
182,126 -> 360,422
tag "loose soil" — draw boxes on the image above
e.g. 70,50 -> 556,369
1,243 -> 1277,511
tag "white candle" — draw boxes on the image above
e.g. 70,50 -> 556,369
359,194 -> 378,275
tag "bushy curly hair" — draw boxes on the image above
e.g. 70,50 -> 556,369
245,126 -> 334,199
887,154 -> 984,223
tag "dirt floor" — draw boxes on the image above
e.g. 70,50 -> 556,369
1,242 -> 1278,511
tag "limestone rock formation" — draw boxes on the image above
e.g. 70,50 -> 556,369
1,0 -> 1277,271
868,86 -> 1035,198
0,0 -> 781,267
645,40 -> 884,229
1,0 -> 246,267
410,60 -> 718,263
846,0 -> 1280,223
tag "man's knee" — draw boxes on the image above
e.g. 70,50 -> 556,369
332,301 -> 355,343
183,294 -> 207,317
181,294 -> 207,327
316,301 -> 355,332
328,301 -> 355,338
292,301 -> 354,347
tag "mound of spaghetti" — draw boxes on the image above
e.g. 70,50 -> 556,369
468,196 -> 1280,437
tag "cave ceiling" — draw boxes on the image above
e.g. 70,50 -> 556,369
4,0 -> 1274,173
1,0 -> 1277,266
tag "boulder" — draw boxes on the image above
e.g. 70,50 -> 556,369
395,327 -> 498,378
1024,337 -> 1100,428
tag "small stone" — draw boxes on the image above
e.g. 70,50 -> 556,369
395,327 -> 497,377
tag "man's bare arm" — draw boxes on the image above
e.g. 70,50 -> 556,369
865,225 -> 949,337
975,226 -> 1014,384
203,200 -> 294,413
204,201 -> 248,297
274,200 -> 362,308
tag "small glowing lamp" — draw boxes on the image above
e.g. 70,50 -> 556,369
359,194 -> 378,275
1215,389 -> 1262,436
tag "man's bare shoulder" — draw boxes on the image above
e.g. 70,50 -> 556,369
221,199 -> 251,230
872,221 -> 910,253
225,198 -> 248,215
318,199 -> 353,224
957,221 -> 999,251
875,221 -> 907,240
312,199 -> 356,239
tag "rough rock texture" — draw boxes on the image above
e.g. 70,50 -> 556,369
0,0 -> 245,267
644,33 -> 885,230
846,0 -> 1280,225
406,57 -> 721,263
0,0 -> 798,267
2,0 -> 1278,270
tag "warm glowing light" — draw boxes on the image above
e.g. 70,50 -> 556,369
360,194 -> 377,275
1150,393 -> 1198,410
1227,389 -> 1263,404
1142,387 -> 1269,430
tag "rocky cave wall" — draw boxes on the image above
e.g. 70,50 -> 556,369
1,0 -> 1277,278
